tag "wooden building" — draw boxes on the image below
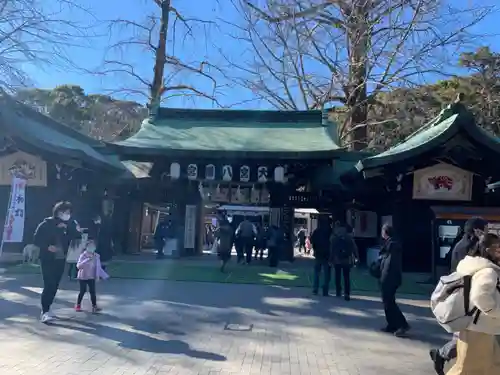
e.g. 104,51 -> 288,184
0,95 -> 128,257
110,108 -> 361,258
341,98 -> 500,276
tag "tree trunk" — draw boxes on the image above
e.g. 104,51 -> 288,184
344,4 -> 369,151
149,0 -> 170,118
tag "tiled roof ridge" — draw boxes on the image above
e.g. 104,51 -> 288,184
155,107 -> 323,124
384,93 -> 470,151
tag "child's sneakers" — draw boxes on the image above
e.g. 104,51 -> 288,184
75,304 -> 82,312
92,306 -> 102,314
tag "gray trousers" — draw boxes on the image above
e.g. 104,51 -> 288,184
438,333 -> 458,361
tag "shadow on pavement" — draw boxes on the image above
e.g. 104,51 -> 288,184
1,274 -> 447,350
50,319 -> 226,361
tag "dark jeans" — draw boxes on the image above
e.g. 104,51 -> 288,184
242,237 -> 254,263
439,334 -> 458,360
381,284 -> 409,330
155,239 -> 165,257
235,243 -> 244,263
298,240 -> 306,253
334,264 -> 351,297
41,258 -> 66,313
77,279 -> 97,306
313,259 -> 331,294
269,246 -> 279,267
67,263 -> 77,279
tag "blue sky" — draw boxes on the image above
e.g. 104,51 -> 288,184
24,0 -> 500,109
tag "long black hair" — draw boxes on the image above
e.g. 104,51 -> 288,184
463,217 -> 488,253
471,233 -> 500,262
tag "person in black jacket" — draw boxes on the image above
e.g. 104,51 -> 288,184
311,218 -> 332,296
33,201 -> 81,323
449,217 -> 487,272
429,217 -> 487,375
379,224 -> 410,337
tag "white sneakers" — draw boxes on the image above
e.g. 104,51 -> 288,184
40,311 -> 56,323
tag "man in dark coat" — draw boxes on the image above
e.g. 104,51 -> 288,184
330,222 -> 359,301
429,217 -> 487,375
379,224 -> 409,337
310,218 -> 332,296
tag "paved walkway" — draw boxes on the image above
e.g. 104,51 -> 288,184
0,275 -> 446,375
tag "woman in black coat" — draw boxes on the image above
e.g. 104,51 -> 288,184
89,214 -> 114,270
379,224 -> 410,337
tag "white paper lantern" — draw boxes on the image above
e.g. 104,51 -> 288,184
170,162 -> 180,179
205,164 -> 215,180
240,165 -> 250,182
187,164 -> 198,180
257,166 -> 268,183
274,166 -> 285,183
222,165 -> 233,181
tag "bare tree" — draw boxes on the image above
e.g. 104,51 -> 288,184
228,0 -> 495,149
0,0 -> 94,92
94,0 -> 223,115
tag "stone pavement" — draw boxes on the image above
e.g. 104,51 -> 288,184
0,274 -> 447,375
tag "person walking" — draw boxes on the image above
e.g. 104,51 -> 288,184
216,218 -> 234,272
75,239 -> 109,313
267,224 -> 283,268
236,217 -> 257,264
297,227 -> 307,253
153,217 -> 168,259
430,217 -> 488,375
34,201 -> 81,323
444,233 -> 500,375
379,224 -> 410,337
330,222 -> 359,301
93,213 -> 114,271
310,218 -> 332,296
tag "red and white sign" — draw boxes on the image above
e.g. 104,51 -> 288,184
1,177 -> 27,253
412,163 -> 472,201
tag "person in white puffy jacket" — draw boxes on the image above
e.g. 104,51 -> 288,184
446,232 -> 500,375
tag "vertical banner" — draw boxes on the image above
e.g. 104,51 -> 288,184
1,176 -> 27,255
184,205 -> 197,249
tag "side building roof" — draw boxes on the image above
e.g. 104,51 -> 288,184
355,101 -> 500,172
112,108 -> 345,159
0,95 -> 128,174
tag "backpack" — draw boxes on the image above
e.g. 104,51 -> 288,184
431,273 -> 481,333
332,235 -> 353,261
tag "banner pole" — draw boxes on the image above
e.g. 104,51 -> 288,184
0,175 -> 15,258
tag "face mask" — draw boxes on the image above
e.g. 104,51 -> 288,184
87,246 -> 96,253
94,219 -> 101,224
59,213 -> 71,222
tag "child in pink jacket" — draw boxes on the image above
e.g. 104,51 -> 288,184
75,240 -> 109,313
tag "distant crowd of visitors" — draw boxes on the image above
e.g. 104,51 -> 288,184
29,202 -> 500,375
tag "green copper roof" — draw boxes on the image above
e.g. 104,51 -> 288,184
356,105 -> 500,171
0,95 -> 127,173
113,108 -> 342,158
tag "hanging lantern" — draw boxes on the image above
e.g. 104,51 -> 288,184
274,166 -> 285,183
240,165 -> 250,182
187,164 -> 198,180
222,165 -> 233,181
257,166 -> 268,183
205,164 -> 215,180
170,162 -> 180,179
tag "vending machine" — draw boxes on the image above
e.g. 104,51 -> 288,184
432,206 -> 500,278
